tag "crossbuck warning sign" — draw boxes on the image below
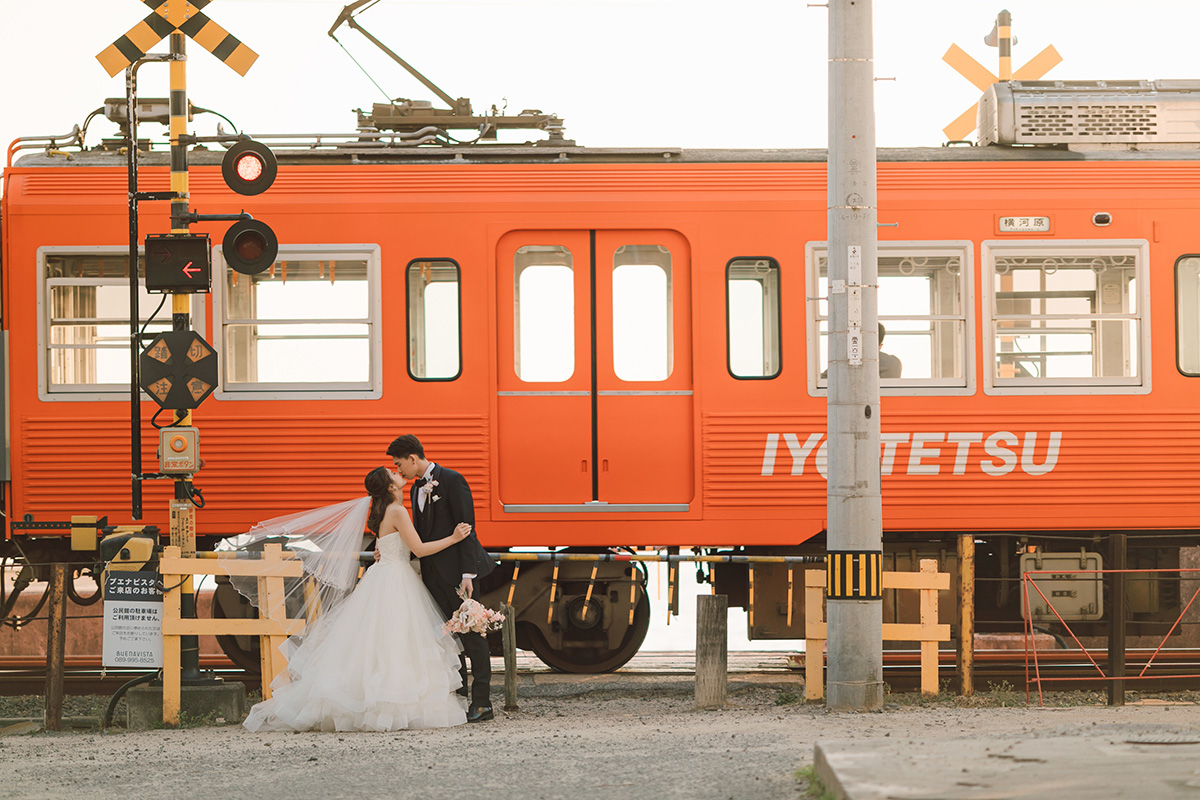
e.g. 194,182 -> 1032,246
97,0 -> 258,77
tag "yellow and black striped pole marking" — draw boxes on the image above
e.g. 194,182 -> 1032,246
97,0 -> 259,78
666,563 -> 677,626
580,561 -> 599,622
628,578 -> 637,625
547,561 -> 559,625
997,19 -> 1013,81
748,564 -> 755,627
506,561 -> 520,607
825,551 -> 883,600
787,565 -> 794,627
169,32 -> 189,236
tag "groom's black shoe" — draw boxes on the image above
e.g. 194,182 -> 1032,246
466,706 -> 494,723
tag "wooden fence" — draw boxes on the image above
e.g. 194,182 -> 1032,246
805,559 -> 950,699
159,543 -> 305,726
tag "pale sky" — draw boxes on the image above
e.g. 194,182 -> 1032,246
3,0 -> 1200,161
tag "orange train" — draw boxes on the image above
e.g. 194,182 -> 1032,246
3,94 -> 1200,671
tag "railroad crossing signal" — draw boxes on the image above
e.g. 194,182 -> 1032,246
139,331 -> 218,410
221,140 -> 279,275
941,10 -> 1061,141
144,233 -> 211,293
97,0 -> 259,78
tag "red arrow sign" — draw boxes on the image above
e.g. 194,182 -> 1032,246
181,261 -> 200,278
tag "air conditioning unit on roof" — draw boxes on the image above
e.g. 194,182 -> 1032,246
977,80 -> 1200,147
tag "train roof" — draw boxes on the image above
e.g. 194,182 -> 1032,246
14,80 -> 1200,169
13,142 -> 1200,169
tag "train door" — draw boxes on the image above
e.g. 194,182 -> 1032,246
496,230 -> 693,510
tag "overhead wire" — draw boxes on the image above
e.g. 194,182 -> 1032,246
330,32 -> 395,106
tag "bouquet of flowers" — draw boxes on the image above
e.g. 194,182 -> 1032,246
442,589 -> 505,636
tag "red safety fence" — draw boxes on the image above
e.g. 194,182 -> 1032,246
1023,567 -> 1200,705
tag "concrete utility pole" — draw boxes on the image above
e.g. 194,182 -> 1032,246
825,0 -> 884,711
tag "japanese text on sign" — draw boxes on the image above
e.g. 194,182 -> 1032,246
998,216 -> 1051,233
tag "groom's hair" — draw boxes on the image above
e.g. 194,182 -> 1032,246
387,434 -> 425,460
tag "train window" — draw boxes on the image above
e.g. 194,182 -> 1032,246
983,240 -> 1149,394
727,258 -> 781,379
807,242 -> 973,394
407,260 -> 461,380
1178,256 -> 1200,376
612,245 -> 673,382
213,245 -> 382,399
40,250 -> 185,398
514,245 -> 574,382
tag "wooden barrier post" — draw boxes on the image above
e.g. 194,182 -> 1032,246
805,571 -> 826,701
160,544 -> 306,726
44,562 -> 68,731
502,602 -> 518,712
918,559 -> 940,696
695,594 -> 728,709
162,546 -> 183,726
957,534 -> 975,696
257,544 -> 289,698
804,564 -> 950,701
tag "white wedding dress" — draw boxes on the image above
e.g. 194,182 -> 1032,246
243,532 -> 468,731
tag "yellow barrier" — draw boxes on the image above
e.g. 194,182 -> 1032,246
159,543 -> 306,726
805,559 -> 951,699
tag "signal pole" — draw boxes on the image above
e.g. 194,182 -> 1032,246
825,0 -> 883,711
167,31 -> 206,685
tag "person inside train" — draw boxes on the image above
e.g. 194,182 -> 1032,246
821,325 -> 903,379
878,324 -> 902,379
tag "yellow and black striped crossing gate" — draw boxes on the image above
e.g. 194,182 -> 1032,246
97,0 -> 258,77
825,550 -> 883,601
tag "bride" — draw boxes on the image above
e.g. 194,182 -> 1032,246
234,467 -> 471,731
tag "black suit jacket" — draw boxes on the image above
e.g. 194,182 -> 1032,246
410,464 -> 495,595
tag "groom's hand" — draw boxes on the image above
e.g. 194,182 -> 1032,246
460,576 -> 474,599
373,550 -> 380,563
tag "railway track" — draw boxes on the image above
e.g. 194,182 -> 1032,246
6,649 -> 1200,697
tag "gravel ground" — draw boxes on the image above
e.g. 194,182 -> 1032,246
3,685 -> 1200,800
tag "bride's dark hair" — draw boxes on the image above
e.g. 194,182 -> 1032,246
364,467 -> 395,535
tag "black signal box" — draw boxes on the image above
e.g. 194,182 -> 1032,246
144,233 -> 212,294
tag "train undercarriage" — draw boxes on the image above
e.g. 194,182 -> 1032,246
5,530 -> 1200,673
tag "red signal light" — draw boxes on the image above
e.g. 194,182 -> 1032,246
219,139 -> 278,274
221,140 -> 276,196
234,152 -> 265,182
234,228 -> 265,260
223,220 -> 278,275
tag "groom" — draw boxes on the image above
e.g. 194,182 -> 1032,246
388,434 -> 496,722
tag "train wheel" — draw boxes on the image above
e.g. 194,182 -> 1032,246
212,580 -> 261,674
66,566 -> 102,606
527,585 -> 651,674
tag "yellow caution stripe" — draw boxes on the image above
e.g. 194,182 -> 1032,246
825,550 -> 882,600
96,11 -> 176,77
178,11 -> 258,76
95,1 -> 258,78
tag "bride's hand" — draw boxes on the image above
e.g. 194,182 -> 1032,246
452,523 -> 472,542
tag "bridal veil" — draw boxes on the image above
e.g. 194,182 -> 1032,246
217,496 -> 373,638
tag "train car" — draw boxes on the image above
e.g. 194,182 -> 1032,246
3,79 -> 1200,672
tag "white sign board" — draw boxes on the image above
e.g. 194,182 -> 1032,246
103,571 -> 163,668
998,215 -> 1051,233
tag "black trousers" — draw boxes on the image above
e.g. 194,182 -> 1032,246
425,576 -> 492,708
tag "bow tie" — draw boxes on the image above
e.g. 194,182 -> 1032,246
414,477 -> 428,487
